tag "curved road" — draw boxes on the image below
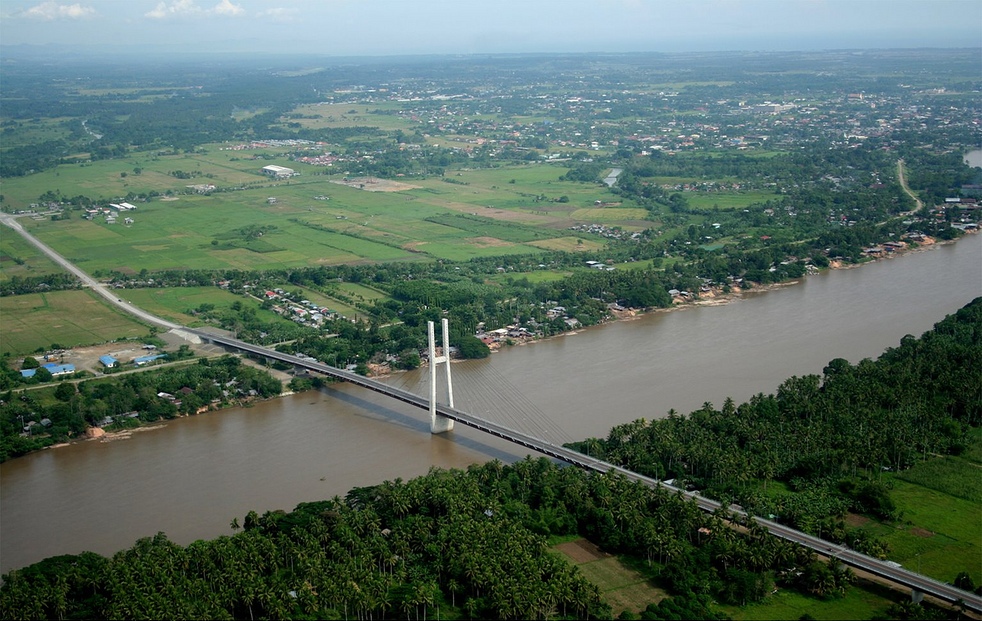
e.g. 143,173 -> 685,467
3,212 -> 980,612
0,213 -> 181,331
897,159 -> 924,213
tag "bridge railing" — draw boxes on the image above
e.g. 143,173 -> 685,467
194,328 -> 982,613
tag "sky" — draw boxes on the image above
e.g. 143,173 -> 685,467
0,0 -> 980,58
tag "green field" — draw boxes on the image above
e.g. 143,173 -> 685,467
276,102 -> 415,132
0,289 -> 150,355
117,286 -> 256,326
553,539 -> 668,617
332,282 -> 392,303
721,583 -> 896,621
570,207 -> 649,221
1,145 -> 664,273
0,117 -> 74,150
0,228 -> 64,281
684,190 -> 778,211
872,477 -> 981,585
528,236 -> 606,253
490,269 -> 574,285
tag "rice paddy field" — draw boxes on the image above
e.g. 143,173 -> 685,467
117,286 -> 262,327
0,228 -> 64,282
0,289 -> 150,355
2,145 -> 670,273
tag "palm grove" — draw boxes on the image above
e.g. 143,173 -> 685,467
1,298 -> 979,620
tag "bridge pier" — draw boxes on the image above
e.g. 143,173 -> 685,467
428,319 -> 454,434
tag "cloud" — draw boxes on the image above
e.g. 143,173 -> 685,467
213,0 -> 244,16
19,1 -> 95,20
146,0 -> 244,19
256,7 -> 299,22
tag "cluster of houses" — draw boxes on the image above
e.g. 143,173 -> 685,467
264,289 -> 345,327
569,224 -> 641,242
476,325 -> 535,348
19,345 -> 169,380
84,202 -> 137,225
20,362 -> 75,378
475,306 -> 584,348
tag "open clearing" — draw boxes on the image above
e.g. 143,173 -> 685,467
330,177 -> 422,192
553,539 -> 667,616
720,582 -> 895,620
0,229 -> 64,281
0,289 -> 149,355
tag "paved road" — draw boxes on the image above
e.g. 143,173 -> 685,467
0,212 -> 181,331
196,330 -> 982,613
3,211 -> 980,612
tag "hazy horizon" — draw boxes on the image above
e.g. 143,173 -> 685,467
1,0 -> 979,60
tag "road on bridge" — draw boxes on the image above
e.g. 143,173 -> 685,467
3,211 -> 980,613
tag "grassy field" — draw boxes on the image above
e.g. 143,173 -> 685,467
870,477 -> 981,585
117,286 -> 256,326
895,453 -> 982,503
720,583 -> 896,620
527,236 -> 606,253
276,102 -> 412,131
570,207 -> 650,221
0,228 -> 64,281
684,190 -> 778,211
1,142 -> 666,273
332,282 -> 392,303
552,539 -> 667,617
0,117 -> 74,150
489,269 -> 574,285
0,289 -> 150,355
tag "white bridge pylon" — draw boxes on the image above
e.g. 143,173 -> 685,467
428,318 -> 455,434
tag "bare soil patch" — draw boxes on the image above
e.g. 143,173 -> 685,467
554,538 -> 668,616
555,539 -> 610,564
466,236 -> 512,248
910,527 -> 935,538
845,512 -> 870,528
331,177 -> 421,192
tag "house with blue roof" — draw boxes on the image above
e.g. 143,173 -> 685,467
133,354 -> 166,366
99,355 -> 118,368
21,363 -> 76,378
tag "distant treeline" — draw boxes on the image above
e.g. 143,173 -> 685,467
0,274 -> 81,297
1,300 -> 978,621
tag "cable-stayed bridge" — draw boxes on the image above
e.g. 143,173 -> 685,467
3,208 -> 977,612
190,326 -> 981,613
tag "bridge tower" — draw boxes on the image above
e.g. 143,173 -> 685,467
427,318 -> 455,434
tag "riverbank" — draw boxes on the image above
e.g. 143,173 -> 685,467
4,230 -> 980,577
485,232 -> 972,355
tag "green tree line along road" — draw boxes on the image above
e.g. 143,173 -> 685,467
2,299 -> 980,619
2,50 -> 980,620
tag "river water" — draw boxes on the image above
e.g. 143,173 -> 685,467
1,233 -> 980,574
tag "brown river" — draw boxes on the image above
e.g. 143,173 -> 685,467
1,233 -> 980,574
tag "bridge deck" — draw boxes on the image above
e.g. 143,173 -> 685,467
194,329 -> 982,613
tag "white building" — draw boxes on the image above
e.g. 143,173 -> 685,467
261,165 -> 297,179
